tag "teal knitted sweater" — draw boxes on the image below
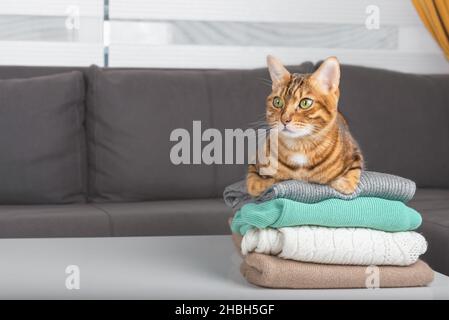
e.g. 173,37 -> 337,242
231,197 -> 422,235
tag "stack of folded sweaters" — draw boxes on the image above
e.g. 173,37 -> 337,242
223,171 -> 434,289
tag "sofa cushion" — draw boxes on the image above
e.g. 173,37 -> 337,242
411,188 -> 449,275
0,72 -> 87,204
86,63 -> 314,202
338,65 -> 449,188
0,198 -> 230,238
0,204 -> 111,238
86,66 -> 215,202
0,66 -> 86,80
92,198 -> 232,236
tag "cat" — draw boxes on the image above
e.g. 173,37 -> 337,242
247,55 -> 364,197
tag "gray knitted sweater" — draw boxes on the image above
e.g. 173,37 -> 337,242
223,171 -> 416,209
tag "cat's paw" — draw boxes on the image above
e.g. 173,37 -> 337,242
247,175 -> 276,197
330,169 -> 360,195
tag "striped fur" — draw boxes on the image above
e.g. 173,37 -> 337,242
247,56 -> 364,197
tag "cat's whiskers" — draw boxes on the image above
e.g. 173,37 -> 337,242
257,77 -> 272,88
248,112 -> 270,130
249,120 -> 270,130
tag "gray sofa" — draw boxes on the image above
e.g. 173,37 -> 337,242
0,63 -> 448,276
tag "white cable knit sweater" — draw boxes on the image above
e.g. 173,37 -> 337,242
241,226 -> 427,266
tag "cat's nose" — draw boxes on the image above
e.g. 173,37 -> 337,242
281,117 -> 292,125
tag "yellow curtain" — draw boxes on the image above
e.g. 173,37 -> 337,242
412,0 -> 449,59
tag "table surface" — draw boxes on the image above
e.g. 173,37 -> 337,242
0,235 -> 448,299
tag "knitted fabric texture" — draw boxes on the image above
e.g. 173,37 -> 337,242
231,197 -> 422,235
241,226 -> 427,266
241,253 -> 434,289
223,171 -> 416,209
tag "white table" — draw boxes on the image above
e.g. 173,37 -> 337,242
0,235 -> 448,299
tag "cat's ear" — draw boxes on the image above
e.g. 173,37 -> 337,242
267,55 -> 290,87
311,56 -> 340,93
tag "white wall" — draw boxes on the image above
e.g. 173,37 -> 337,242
0,0 -> 104,66
108,0 -> 448,73
1,0 -> 448,73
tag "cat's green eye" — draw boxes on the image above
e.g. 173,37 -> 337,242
299,98 -> 314,109
272,96 -> 284,108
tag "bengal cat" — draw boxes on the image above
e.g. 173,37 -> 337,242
247,55 -> 364,197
